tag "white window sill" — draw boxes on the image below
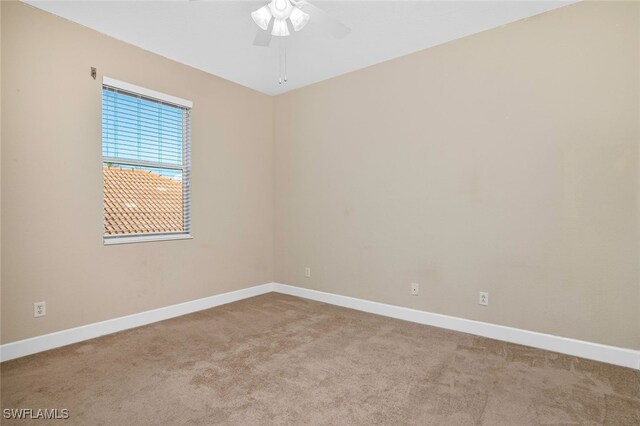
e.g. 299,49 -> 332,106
103,234 -> 193,246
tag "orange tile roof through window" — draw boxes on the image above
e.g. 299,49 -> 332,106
103,166 -> 183,235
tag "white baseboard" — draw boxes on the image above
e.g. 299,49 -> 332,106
272,283 -> 640,370
0,283 -> 275,362
3,282 -> 638,370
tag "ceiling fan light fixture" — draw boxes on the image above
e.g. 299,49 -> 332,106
271,18 -> 290,37
289,7 -> 309,32
269,0 -> 294,21
251,5 -> 272,31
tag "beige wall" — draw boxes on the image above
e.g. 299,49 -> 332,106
274,1 -> 640,349
1,2 -> 273,343
636,0 -> 640,353
0,0 -> 3,331
2,1 -> 639,351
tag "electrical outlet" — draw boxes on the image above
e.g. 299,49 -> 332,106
304,267 -> 311,278
34,301 -> 46,318
411,283 -> 419,296
479,292 -> 489,306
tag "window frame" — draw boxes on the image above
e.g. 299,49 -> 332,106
101,77 -> 193,245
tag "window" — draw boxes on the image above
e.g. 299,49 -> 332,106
102,78 -> 192,244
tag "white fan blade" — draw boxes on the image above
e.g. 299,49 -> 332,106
254,18 -> 275,47
297,1 -> 351,39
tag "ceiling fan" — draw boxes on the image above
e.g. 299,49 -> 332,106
251,0 -> 351,47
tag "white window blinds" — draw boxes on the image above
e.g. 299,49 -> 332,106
102,79 -> 191,243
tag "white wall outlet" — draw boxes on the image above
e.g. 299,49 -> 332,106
34,301 -> 46,318
479,292 -> 489,306
304,267 -> 311,278
411,283 -> 419,296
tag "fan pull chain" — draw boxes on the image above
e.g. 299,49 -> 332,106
278,39 -> 282,84
278,39 -> 288,85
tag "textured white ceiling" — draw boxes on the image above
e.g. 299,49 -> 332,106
26,1 -> 576,95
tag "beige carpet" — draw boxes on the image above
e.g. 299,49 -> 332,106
1,293 -> 639,425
